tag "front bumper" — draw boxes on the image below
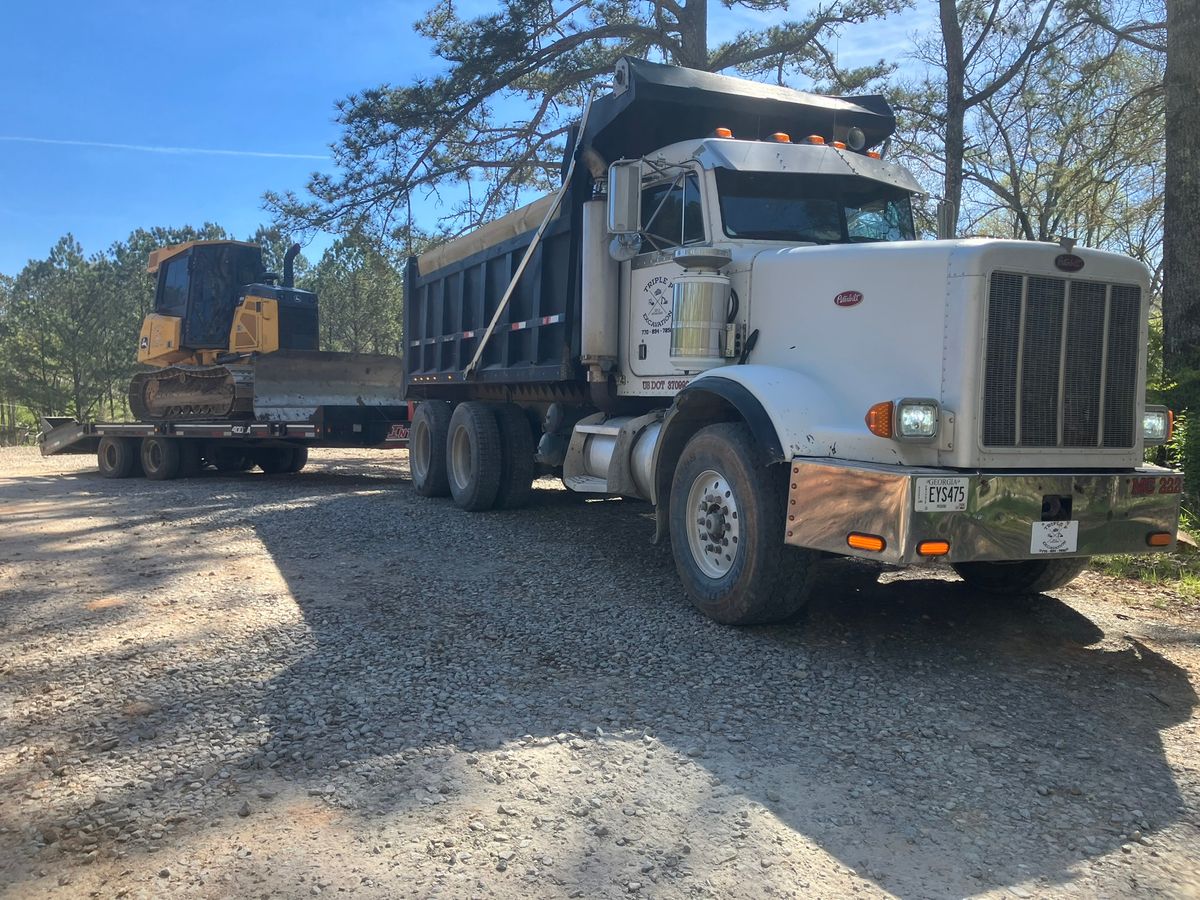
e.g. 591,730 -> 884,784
783,460 -> 1183,565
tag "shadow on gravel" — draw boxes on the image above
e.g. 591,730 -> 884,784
241,478 -> 1194,897
3,462 -> 1195,897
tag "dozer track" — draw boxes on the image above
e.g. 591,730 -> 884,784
128,365 -> 254,422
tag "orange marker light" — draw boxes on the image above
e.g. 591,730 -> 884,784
832,140 -> 847,149
917,540 -> 951,557
867,150 -> 882,159
1147,532 -> 1173,547
770,132 -> 791,143
713,127 -> 733,138
804,134 -> 826,145
865,401 -> 894,438
848,533 -> 887,553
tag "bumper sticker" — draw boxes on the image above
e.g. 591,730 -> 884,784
1031,520 -> 1079,554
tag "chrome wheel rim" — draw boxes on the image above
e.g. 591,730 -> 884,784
686,468 -> 740,579
449,425 -> 472,492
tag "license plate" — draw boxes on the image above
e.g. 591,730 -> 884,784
1031,520 -> 1078,554
915,477 -> 969,512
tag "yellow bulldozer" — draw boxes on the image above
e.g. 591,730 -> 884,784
130,240 -> 400,422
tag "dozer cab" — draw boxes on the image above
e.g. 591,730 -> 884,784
130,240 -> 401,421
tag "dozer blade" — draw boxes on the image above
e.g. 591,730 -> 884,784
251,350 -> 405,422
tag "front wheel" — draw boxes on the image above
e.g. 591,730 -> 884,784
669,423 -> 817,625
952,557 -> 1090,595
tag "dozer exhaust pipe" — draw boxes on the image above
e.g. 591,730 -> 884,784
282,243 -> 301,288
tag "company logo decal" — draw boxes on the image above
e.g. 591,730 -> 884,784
834,290 -> 863,307
1055,254 -> 1085,272
641,276 -> 673,328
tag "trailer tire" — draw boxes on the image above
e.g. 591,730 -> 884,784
492,404 -> 536,509
256,447 -> 296,475
97,437 -> 139,479
669,423 -> 817,625
286,446 -> 309,473
141,437 -> 182,481
410,401 -> 452,497
447,401 -> 502,512
952,557 -> 1090,595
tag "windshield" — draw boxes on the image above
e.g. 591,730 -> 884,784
715,170 -> 916,244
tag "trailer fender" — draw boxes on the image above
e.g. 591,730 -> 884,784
650,366 -> 842,543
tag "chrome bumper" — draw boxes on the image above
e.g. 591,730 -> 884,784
783,460 -> 1182,565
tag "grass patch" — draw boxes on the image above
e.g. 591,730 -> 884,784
1093,551 -> 1200,607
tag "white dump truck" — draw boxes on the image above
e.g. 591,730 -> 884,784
403,57 -> 1181,624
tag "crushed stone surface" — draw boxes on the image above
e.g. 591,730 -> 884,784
1,445 -> 1198,898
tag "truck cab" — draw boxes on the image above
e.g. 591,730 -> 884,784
403,57 -> 1181,626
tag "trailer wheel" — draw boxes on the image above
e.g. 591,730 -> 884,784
255,447 -> 296,475
952,557 -> 1090,595
492,404 -> 536,509
286,446 -> 309,473
141,436 -> 182,481
97,437 -> 139,479
410,401 -> 452,497
447,401 -> 502,511
669,423 -> 817,625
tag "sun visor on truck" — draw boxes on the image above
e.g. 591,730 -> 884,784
579,57 -> 897,165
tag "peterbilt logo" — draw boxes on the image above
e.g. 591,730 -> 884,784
834,290 -> 863,307
1055,253 -> 1085,272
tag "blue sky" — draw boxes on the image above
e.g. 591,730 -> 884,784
0,1 -> 929,276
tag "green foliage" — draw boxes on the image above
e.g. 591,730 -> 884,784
308,233 -> 404,355
266,0 -> 908,250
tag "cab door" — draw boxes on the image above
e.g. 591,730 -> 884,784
626,172 -> 706,378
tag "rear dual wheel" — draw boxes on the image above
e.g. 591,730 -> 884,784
255,446 -> 308,475
97,437 -> 140,479
410,400 -> 535,510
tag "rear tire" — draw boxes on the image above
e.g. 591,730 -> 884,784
97,437 -> 138,479
410,401 -> 453,497
141,437 -> 182,481
255,447 -> 296,475
952,557 -> 1090,595
286,446 -> 309,473
492,404 -> 536,510
446,401 -> 502,512
669,423 -> 817,625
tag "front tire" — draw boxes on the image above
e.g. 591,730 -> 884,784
410,401 -> 452,497
446,401 -> 502,511
141,437 -> 182,481
669,423 -> 817,625
97,437 -> 138,479
952,557 -> 1090,595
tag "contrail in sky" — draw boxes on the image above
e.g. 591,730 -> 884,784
0,135 -> 329,160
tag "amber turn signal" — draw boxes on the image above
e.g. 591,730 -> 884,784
917,540 -> 951,557
1147,532 -> 1173,547
848,533 -> 886,552
865,401 -> 894,438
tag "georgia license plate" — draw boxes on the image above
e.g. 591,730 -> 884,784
915,477 -> 969,512
1030,520 -> 1079,554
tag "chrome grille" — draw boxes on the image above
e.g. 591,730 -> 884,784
982,272 -> 1141,449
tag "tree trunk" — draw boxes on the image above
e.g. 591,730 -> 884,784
1164,0 -> 1200,375
677,0 -> 709,69
939,0 -> 966,237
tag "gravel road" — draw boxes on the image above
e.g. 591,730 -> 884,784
2,445 -> 1199,899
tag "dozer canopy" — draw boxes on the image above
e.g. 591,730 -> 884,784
151,242 -> 264,349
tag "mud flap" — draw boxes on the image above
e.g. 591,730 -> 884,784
251,351 -> 405,422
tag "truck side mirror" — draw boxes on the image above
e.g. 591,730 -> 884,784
607,161 -> 642,234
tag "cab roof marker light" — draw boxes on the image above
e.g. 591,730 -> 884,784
770,132 -> 791,143
804,134 -> 826,145
713,127 -> 733,138
832,140 -> 847,149
867,150 -> 882,159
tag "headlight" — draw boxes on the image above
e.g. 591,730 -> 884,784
1143,406 -> 1172,445
896,399 -> 939,440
